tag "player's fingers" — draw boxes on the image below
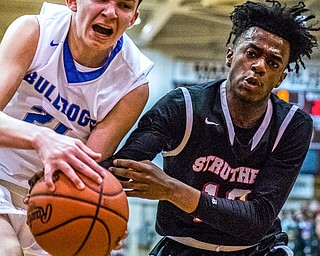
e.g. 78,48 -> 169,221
75,140 -> 102,161
123,230 -> 128,239
69,156 -> 104,184
125,189 -> 151,199
72,148 -> 107,179
55,162 -> 85,190
113,230 -> 128,250
113,159 -> 150,172
87,163 -> 107,179
109,166 -> 141,181
43,165 -> 56,192
118,179 -> 148,191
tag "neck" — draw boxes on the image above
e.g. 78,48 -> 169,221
70,41 -> 113,68
67,27 -> 113,68
227,93 -> 268,129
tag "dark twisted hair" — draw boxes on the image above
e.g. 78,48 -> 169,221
227,0 -> 320,73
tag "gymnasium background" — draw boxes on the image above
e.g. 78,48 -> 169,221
1,1 -> 320,255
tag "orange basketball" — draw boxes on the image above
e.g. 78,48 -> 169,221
26,171 -> 129,256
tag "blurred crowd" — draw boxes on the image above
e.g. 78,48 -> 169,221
280,200 -> 320,256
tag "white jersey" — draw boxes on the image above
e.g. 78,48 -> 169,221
0,2 -> 154,188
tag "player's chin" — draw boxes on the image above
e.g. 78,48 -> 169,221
87,33 -> 113,48
237,90 -> 262,104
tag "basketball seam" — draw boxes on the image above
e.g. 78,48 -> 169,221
32,216 -> 110,237
29,193 -> 128,221
74,183 -> 109,255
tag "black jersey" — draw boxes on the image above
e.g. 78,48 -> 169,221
102,79 -> 313,246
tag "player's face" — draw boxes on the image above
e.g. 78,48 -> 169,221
226,27 -> 290,104
67,0 -> 139,50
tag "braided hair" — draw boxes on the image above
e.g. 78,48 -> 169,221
227,0 -> 319,73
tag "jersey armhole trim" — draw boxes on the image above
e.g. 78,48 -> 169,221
272,105 -> 299,152
162,87 -> 193,157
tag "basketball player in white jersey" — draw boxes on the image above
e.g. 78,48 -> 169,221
0,0 -> 153,255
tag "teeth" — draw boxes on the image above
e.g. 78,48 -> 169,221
93,25 -> 112,36
246,78 -> 257,85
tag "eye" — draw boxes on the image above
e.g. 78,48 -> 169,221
268,59 -> 279,69
246,49 -> 257,58
118,1 -> 134,10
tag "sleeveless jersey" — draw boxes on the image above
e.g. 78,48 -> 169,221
107,79 -> 313,246
0,3 -> 154,188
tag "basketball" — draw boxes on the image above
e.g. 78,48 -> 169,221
26,171 -> 129,256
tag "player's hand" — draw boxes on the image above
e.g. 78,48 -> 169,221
33,129 -> 106,191
112,231 -> 128,252
109,159 -> 201,214
23,170 -> 45,205
109,159 -> 172,201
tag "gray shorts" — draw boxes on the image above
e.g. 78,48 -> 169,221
149,235 -> 293,256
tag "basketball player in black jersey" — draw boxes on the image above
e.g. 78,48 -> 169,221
101,1 -> 320,255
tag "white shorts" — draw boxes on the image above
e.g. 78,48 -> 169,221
0,183 -> 49,255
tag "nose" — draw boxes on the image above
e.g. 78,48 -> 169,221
101,2 -> 118,19
251,57 -> 266,75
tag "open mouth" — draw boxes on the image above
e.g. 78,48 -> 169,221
92,24 -> 113,36
244,77 -> 260,87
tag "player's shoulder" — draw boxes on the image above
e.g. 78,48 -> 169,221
175,79 -> 224,108
8,15 -> 39,35
271,93 -> 313,124
184,79 -> 224,93
36,2 -> 72,30
39,2 -> 71,17
173,79 -> 223,100
1,15 -> 39,56
119,33 -> 154,75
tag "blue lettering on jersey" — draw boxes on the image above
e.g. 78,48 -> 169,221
23,72 -> 97,128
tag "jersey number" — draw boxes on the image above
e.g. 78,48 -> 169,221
24,106 -> 69,134
204,183 -> 251,200
193,183 -> 251,222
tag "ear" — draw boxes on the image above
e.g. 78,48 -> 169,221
65,0 -> 77,12
274,72 -> 287,89
128,10 -> 140,29
226,48 -> 233,67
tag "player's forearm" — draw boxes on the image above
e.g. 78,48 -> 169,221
191,193 -> 275,242
0,111 -> 51,149
165,177 -> 201,214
